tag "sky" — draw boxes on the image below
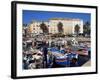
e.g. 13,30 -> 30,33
23,10 -> 91,25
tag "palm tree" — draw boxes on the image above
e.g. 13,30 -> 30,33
74,24 -> 80,36
23,24 -> 27,27
83,21 -> 90,35
40,22 -> 48,34
57,22 -> 63,33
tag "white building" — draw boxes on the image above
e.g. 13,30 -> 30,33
27,18 -> 83,35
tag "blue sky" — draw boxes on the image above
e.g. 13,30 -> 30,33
23,10 -> 91,24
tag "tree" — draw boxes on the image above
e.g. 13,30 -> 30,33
57,22 -> 63,33
40,22 -> 48,34
23,24 -> 27,27
83,21 -> 90,36
74,24 -> 80,36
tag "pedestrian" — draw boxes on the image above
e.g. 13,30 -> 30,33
42,41 -> 48,68
64,49 -> 71,67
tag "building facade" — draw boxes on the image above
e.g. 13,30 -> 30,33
27,18 -> 83,35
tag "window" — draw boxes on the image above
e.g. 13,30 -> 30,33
33,28 -> 35,30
